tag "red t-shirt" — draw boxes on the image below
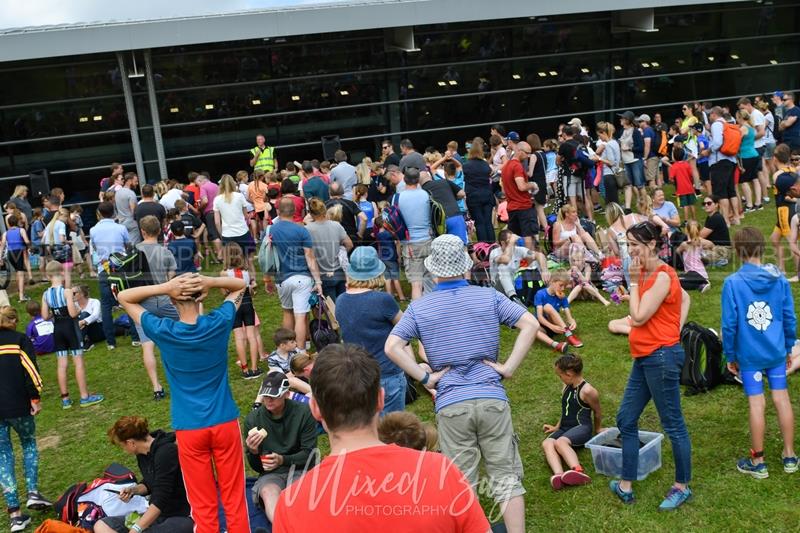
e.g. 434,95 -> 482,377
501,158 -> 532,211
273,444 -> 489,533
669,161 -> 694,196
184,184 -> 201,209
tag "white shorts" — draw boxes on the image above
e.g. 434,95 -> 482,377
546,168 -> 558,185
277,275 -> 314,313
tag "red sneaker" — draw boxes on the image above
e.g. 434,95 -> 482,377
553,342 -> 568,353
550,474 -> 564,491
566,334 -> 584,348
561,469 -> 592,486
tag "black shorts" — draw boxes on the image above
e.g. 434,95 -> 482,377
548,424 -> 593,447
740,157 -> 760,183
6,249 -> 25,271
710,160 -> 736,199
233,302 -> 256,328
255,211 -> 266,221
204,211 -> 220,240
222,232 -> 256,256
54,317 -> 83,354
698,161 -> 710,182
507,208 -> 539,238
532,175 -> 547,206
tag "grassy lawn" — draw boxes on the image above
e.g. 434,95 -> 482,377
8,189 -> 800,532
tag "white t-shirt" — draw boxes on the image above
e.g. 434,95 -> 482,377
212,192 -> 249,237
750,108 -> 766,148
764,111 -> 776,144
159,188 -> 184,210
489,246 -> 534,281
238,183 -> 255,212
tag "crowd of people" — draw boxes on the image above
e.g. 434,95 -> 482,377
0,90 -> 800,532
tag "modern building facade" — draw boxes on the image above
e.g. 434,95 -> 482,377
0,0 -> 798,208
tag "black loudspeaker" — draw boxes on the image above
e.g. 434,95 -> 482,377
29,169 -> 50,199
321,135 -> 341,161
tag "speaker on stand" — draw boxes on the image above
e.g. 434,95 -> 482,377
321,135 -> 341,161
29,169 -> 51,204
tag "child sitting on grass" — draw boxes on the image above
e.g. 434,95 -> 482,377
266,328 -> 309,395
722,226 -> 798,478
542,354 -> 601,490
676,220 -> 712,292
25,300 -> 54,355
534,271 -> 583,352
378,411 -> 439,452
41,261 -> 103,409
567,243 -> 610,306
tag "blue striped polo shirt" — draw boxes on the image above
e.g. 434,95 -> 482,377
391,279 -> 526,412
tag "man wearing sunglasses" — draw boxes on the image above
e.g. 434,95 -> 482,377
244,371 -> 318,524
779,92 -> 800,151
381,139 -> 400,167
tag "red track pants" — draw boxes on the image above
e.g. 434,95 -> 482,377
176,419 -> 250,533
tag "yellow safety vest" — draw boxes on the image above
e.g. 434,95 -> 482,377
251,145 -> 276,172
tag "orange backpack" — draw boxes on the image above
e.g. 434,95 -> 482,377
657,130 -> 669,157
720,122 -> 743,156
35,519 -> 89,533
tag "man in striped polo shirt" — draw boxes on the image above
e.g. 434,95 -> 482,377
385,234 -> 539,533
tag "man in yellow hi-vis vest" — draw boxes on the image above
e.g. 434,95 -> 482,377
249,134 -> 277,173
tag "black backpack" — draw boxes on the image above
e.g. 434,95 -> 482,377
107,248 -> 151,302
309,298 -> 339,352
679,322 -> 736,395
55,463 -> 137,527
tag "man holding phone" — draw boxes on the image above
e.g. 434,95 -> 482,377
244,371 -> 318,523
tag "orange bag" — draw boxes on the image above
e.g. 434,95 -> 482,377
720,122 -> 743,156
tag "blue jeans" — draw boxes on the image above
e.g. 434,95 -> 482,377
616,343 -> 691,483
321,270 -> 346,301
98,272 -> 117,347
0,416 -> 38,512
625,159 -> 645,189
467,192 -> 495,243
380,372 -> 407,415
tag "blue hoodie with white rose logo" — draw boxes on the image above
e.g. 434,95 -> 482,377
721,262 -> 797,371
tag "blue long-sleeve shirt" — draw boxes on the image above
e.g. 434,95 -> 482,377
721,263 -> 797,371
709,119 -> 737,165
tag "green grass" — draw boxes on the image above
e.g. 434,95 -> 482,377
8,188 -> 800,533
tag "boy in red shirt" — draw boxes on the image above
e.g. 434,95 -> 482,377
662,147 -> 697,222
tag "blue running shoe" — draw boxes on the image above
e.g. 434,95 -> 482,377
609,480 -> 635,504
79,394 -> 104,408
61,398 -> 73,410
737,457 -> 768,479
783,456 -> 798,474
658,486 -> 692,511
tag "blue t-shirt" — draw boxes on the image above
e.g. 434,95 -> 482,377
642,126 -> 658,158
534,287 -> 569,312
270,219 -> 312,283
303,176 -> 330,202
31,220 -> 45,246
397,188 -> 431,243
654,201 -> 679,222
358,200 -> 375,229
697,134 -> 710,164
783,106 -> 800,144
167,238 -> 197,274
141,301 -> 239,430
375,229 -> 398,263
335,291 -> 402,376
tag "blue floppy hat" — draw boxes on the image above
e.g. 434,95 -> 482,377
346,246 -> 386,280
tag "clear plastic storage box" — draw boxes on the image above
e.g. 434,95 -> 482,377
585,427 -> 664,481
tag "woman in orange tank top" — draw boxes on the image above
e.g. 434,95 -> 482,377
610,221 -> 694,511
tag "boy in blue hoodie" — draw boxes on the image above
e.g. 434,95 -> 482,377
722,226 -> 797,479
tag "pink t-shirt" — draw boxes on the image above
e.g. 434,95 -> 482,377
200,180 -> 219,215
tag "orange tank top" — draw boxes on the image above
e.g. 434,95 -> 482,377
629,263 -> 682,357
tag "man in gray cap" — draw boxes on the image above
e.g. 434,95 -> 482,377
637,113 -> 660,187
385,234 -> 539,533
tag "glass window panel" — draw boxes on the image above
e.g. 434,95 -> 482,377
0,54 -> 120,106
0,97 -> 128,140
